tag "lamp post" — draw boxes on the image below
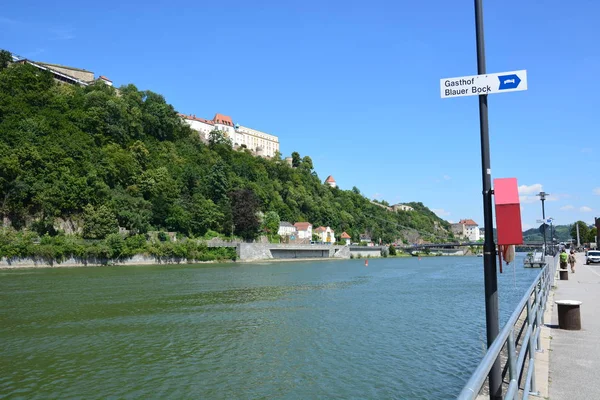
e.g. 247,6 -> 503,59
537,192 -> 549,256
474,1 -> 501,397
548,217 -> 555,255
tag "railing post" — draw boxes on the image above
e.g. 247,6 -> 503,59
508,328 -> 517,384
526,298 -> 538,394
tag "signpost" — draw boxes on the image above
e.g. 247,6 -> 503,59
443,1 -> 529,398
440,70 -> 527,99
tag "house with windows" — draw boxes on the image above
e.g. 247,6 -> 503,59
451,219 -> 481,241
278,221 -> 297,237
314,226 -> 335,243
294,222 -> 313,240
341,232 -> 351,245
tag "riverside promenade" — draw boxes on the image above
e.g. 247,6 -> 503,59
547,252 -> 600,399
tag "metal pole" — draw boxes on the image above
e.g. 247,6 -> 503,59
474,1 -> 502,398
541,198 -> 547,256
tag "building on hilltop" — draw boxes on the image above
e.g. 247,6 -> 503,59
325,175 -> 337,188
180,112 -> 280,158
392,203 -> 414,212
451,219 -> 480,241
11,54 -> 111,87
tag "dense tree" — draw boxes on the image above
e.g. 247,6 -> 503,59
570,221 -> 590,244
230,189 -> 260,240
263,211 -> 280,235
0,61 -> 452,244
82,204 -> 118,239
291,151 -> 301,168
588,227 -> 597,244
0,50 -> 11,70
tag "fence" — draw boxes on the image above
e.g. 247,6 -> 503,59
458,255 -> 557,399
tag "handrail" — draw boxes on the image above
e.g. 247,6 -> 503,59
458,255 -> 557,399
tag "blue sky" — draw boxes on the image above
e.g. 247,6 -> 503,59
2,0 -> 598,230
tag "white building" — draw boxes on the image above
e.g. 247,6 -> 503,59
451,219 -> 481,241
341,232 -> 351,245
294,222 -> 313,240
325,176 -> 337,188
314,226 -> 335,243
180,112 -> 280,158
392,204 -> 414,212
278,221 -> 297,237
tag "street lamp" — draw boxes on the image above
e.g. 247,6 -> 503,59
537,191 -> 549,256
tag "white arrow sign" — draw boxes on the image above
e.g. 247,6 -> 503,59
440,70 -> 527,99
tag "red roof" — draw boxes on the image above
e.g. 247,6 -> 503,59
314,226 -> 327,233
213,113 -> 234,126
341,232 -> 351,239
98,75 -> 112,82
325,175 -> 336,183
179,114 -> 214,125
459,219 -> 478,226
294,222 -> 312,231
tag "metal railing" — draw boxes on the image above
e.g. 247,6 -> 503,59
458,255 -> 557,399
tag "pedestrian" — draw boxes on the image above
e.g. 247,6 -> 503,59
559,248 -> 568,270
569,249 -> 576,273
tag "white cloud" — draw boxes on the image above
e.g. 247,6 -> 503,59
580,206 -> 593,212
443,175 -> 451,181
594,188 -> 600,195
432,208 -> 451,217
518,183 -> 543,195
560,205 -> 574,210
519,196 -> 539,204
372,193 -> 382,199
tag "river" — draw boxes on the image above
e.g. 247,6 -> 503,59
0,254 -> 540,399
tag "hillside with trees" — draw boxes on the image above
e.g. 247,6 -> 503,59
0,52 -> 452,260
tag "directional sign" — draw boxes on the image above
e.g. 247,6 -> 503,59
440,70 -> 527,99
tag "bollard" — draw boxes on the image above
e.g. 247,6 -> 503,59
559,269 -> 569,280
555,300 -> 582,330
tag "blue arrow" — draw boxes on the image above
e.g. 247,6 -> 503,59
498,74 -> 521,90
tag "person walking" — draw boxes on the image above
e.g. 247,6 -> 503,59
559,248 -> 569,270
568,249 -> 577,273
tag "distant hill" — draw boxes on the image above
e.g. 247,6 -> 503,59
523,225 -> 571,242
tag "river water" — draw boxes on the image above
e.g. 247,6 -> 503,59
0,254 -> 540,399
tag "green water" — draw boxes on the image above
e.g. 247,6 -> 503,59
0,255 -> 539,399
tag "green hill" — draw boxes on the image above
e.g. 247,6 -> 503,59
523,225 -> 571,242
0,55 -> 451,245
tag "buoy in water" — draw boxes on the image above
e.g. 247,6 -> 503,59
365,259 -> 368,266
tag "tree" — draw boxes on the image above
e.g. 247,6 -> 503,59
570,221 -> 590,245
301,156 -> 313,170
208,130 -> 232,147
389,244 -> 397,256
82,204 -> 118,239
588,227 -> 597,244
291,151 -> 301,168
230,189 -> 260,240
263,211 -> 280,235
0,50 -> 11,70
352,186 -> 361,195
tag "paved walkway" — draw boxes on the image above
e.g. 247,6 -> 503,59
548,253 -> 600,399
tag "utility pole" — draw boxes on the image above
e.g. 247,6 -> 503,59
576,223 -> 581,248
474,1 -> 501,398
537,192 -> 548,256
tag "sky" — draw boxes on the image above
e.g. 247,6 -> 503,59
1,0 -> 598,230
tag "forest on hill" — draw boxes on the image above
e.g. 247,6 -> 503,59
0,52 -> 452,261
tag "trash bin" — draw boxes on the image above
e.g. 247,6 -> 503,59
555,300 -> 582,330
559,269 -> 569,280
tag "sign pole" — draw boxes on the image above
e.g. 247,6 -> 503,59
474,0 -> 502,398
